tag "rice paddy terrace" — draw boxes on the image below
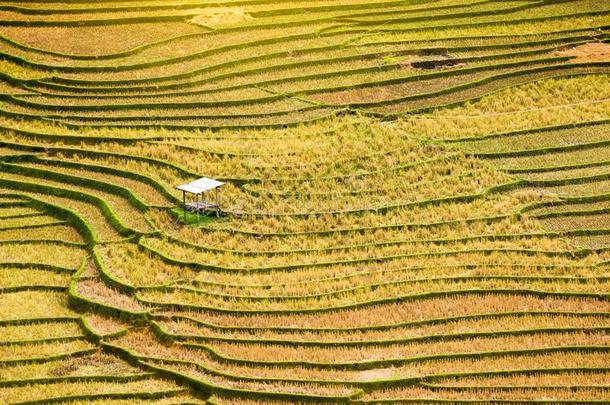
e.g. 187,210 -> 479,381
0,0 -> 609,404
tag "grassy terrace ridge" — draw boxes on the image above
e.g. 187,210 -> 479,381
0,0 -> 610,404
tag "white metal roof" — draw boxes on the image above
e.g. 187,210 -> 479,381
177,177 -> 224,194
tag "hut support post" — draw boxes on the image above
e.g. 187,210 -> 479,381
182,190 -> 186,221
196,193 -> 200,222
216,188 -> 219,217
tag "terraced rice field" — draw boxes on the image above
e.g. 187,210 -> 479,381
0,0 -> 609,404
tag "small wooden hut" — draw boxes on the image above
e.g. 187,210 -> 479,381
176,177 -> 224,220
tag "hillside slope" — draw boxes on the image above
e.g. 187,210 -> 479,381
0,1 -> 609,404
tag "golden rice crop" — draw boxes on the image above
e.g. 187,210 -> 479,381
82,313 -> 129,336
1,1 -> 609,402
75,278 -> 146,312
20,161 -> 172,207
433,370 -> 610,386
205,330 -> 607,364
0,321 -> 82,343
146,359 -> 356,397
0,291 -> 73,320
0,206 -> 40,218
158,312 -> 610,344
0,224 -> 84,244
356,14 -> 609,47
55,23 -> 339,82
1,353 -> 128,380
364,386 -> 610,401
139,277 -> 610,311
461,122 -> 610,155
534,179 -> 610,198
6,190 -> 123,242
110,329 -> 610,384
0,22 -> 203,55
396,75 -> 610,140
141,233 -> 575,272
0,378 -> 181,404
188,191 -> 548,234
523,164 -> 610,182
151,211 -> 548,252
492,144 -> 610,171
0,59 -> 48,80
0,214 -> 62,229
0,241 -> 85,269
0,171 -> 152,233
57,397 -> 203,405
181,248 -> 608,287
171,293 -> 610,329
0,339 -> 94,362
96,243 -> 196,287
0,267 -> 71,288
